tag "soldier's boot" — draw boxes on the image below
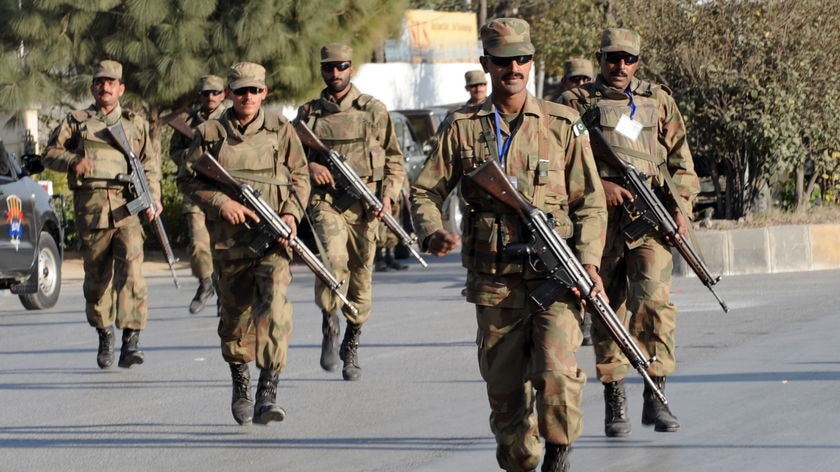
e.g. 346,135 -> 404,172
320,310 -> 341,372
580,311 -> 593,346
385,248 -> 408,271
229,363 -> 254,425
253,369 -> 286,425
117,329 -> 144,368
374,248 -> 389,272
642,376 -> 680,432
541,443 -> 571,472
189,277 -> 215,314
96,326 -> 115,369
604,380 -> 632,437
339,323 -> 362,381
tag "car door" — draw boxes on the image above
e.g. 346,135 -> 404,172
0,150 -> 37,275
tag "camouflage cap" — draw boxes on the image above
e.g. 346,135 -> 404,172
480,18 -> 535,57
464,70 -> 487,86
599,28 -> 641,56
198,74 -> 225,92
320,43 -> 353,63
563,58 -> 594,80
93,60 -> 122,80
228,62 -> 266,90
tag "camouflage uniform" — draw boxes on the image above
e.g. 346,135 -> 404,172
560,61 -> 699,386
178,105 -> 309,370
412,79 -> 607,472
169,79 -> 226,285
296,83 -> 405,325
44,77 -> 159,335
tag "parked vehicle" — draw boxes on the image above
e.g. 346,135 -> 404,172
392,107 -> 452,155
390,111 -> 427,184
0,144 -> 64,309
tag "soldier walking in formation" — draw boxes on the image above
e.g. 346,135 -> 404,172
559,28 -> 700,437
294,43 -> 406,381
169,74 -> 227,315
411,19 -> 607,472
177,62 -> 310,426
44,59 -> 161,370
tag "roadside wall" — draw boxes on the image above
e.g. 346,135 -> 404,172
674,224 -> 840,277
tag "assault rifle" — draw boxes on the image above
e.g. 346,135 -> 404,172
466,159 -> 668,405
586,127 -> 728,313
294,122 -> 428,268
192,152 -> 359,315
107,123 -> 180,288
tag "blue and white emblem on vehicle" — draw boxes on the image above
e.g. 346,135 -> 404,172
5,194 -> 24,251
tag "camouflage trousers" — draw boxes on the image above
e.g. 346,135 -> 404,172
310,199 -> 377,325
215,249 -> 293,371
375,191 -> 404,249
184,206 -> 213,281
476,296 -> 586,472
592,206 -> 678,382
79,220 -> 148,330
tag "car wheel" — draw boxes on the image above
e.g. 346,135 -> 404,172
19,231 -> 62,310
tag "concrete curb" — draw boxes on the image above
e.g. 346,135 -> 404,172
674,224 -> 840,277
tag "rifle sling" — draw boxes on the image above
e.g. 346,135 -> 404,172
228,170 -> 289,186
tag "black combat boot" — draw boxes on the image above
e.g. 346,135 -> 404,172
118,329 -> 144,368
374,248 -> 389,272
385,248 -> 408,270
604,380 -> 631,437
541,443 -> 571,472
339,323 -> 362,381
189,277 -> 215,314
96,326 -> 115,369
642,376 -> 680,432
320,310 -> 341,372
253,369 -> 286,425
580,312 -> 592,346
229,363 -> 254,425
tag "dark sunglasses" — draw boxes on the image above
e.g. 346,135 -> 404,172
486,55 -> 533,67
321,62 -> 351,72
232,87 -> 264,96
566,76 -> 591,84
603,52 -> 639,65
200,90 -> 223,97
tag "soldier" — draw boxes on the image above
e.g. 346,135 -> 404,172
177,62 -> 310,426
169,74 -> 227,314
559,59 -> 594,93
44,59 -> 161,370
294,43 -> 406,381
411,18 -> 607,472
559,28 -> 700,437
464,69 -> 488,106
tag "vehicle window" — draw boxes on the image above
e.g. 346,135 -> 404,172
0,148 -> 13,180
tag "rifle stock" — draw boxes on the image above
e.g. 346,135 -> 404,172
106,123 -> 180,288
294,121 -> 427,268
587,127 -> 728,312
164,113 -> 195,140
466,159 -> 668,405
192,152 -> 359,315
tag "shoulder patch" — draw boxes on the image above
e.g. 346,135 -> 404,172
572,119 -> 588,137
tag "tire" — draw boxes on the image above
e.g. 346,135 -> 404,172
19,231 -> 62,310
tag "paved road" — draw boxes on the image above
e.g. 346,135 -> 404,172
1,252 -> 838,471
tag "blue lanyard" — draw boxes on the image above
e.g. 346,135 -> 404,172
493,108 -> 512,166
625,91 -> 637,119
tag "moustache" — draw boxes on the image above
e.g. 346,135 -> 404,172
501,72 -> 524,81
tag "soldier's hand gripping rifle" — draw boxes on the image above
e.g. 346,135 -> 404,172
294,122 -> 428,268
466,159 -> 668,405
586,127 -> 728,312
192,152 -> 359,316
107,123 -> 180,288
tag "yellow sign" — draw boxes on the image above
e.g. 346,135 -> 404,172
404,10 -> 478,63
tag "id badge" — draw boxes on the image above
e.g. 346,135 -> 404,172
615,114 -> 643,141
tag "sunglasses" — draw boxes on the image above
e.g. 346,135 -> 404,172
603,52 -> 639,65
321,62 -> 351,72
566,76 -> 591,84
486,55 -> 533,67
232,87 -> 264,96
200,90 -> 223,97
